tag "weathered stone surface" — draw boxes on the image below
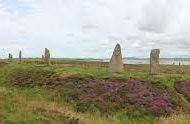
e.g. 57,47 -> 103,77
109,43 -> 124,72
150,49 -> 160,74
44,48 -> 51,65
8,53 -> 13,62
19,51 -> 22,63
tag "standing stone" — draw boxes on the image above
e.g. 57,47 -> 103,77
150,49 -> 160,74
109,43 -> 124,72
8,53 -> 13,62
42,55 -> 45,62
44,48 -> 51,66
19,50 -> 22,63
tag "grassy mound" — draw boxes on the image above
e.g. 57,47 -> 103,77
0,64 -> 190,123
6,65 -> 189,117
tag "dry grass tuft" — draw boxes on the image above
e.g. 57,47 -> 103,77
156,114 -> 190,124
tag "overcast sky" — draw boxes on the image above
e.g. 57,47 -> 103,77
0,0 -> 189,58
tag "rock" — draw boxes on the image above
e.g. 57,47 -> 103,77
19,50 -> 22,63
8,53 -> 13,62
44,48 -> 51,66
150,49 -> 160,74
109,43 -> 124,72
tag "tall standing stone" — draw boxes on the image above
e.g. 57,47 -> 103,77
8,53 -> 13,62
150,49 -> 160,74
109,43 -> 124,72
19,50 -> 22,63
44,48 -> 51,66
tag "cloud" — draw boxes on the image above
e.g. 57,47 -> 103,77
0,0 -> 189,58
138,0 -> 180,33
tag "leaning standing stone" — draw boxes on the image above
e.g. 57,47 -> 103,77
44,48 -> 51,66
150,49 -> 160,74
109,43 -> 124,72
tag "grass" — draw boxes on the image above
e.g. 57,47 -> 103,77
0,63 -> 189,123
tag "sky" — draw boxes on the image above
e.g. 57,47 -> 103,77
0,0 -> 190,58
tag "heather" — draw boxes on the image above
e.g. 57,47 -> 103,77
175,79 -> 190,102
0,63 -> 190,124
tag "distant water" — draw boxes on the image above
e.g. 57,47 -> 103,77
86,59 -> 190,65
122,59 -> 190,65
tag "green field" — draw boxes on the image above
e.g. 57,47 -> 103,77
0,63 -> 190,124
